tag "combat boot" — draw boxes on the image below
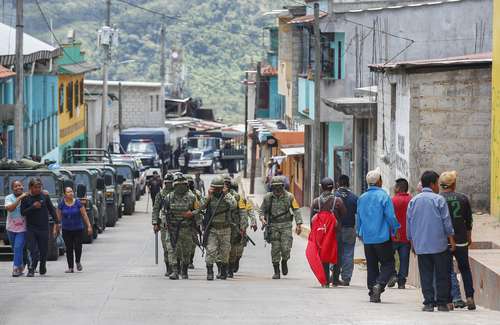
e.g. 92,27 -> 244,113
165,263 -> 172,277
281,259 -> 288,276
227,263 -> 234,278
272,263 -> 281,279
169,265 -> 179,280
206,265 -> 214,281
220,264 -> 228,280
233,257 -> 241,273
216,263 -> 222,279
181,264 -> 189,279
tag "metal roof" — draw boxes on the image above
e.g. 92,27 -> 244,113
288,12 -> 327,24
0,22 -> 61,65
369,52 -> 492,72
335,0 -> 464,14
0,65 -> 15,79
59,62 -> 100,75
85,80 -> 162,88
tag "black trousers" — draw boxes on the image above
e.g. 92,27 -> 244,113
150,191 -> 159,204
418,250 -> 451,306
63,229 -> 83,269
450,246 -> 475,299
26,228 -> 49,271
364,240 -> 395,292
331,227 -> 343,284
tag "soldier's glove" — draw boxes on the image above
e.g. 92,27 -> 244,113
153,224 -> 160,233
295,224 -> 302,236
251,224 -> 258,232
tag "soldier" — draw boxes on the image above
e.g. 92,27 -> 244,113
186,174 -> 205,269
202,176 -> 237,281
162,174 -> 201,280
228,180 -> 257,276
152,173 -> 174,276
260,176 -> 303,279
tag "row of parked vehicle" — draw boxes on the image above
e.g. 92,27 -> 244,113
0,148 -> 151,261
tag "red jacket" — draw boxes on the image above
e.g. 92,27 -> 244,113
391,193 -> 412,243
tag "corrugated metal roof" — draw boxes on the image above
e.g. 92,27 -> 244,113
59,62 -> 100,75
336,0 -> 463,14
369,52 -> 492,71
85,80 -> 162,88
0,65 -> 15,79
0,22 -> 60,65
288,12 -> 327,24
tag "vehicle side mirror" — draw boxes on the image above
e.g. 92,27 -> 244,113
104,175 -> 113,186
117,175 -> 125,184
134,171 -> 140,178
76,184 -> 87,198
63,179 -> 74,190
96,178 -> 105,190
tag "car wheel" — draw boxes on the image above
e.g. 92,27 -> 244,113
124,197 -> 134,215
106,206 -> 117,227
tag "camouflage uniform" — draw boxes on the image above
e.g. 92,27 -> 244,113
186,175 -> 205,269
260,176 -> 303,279
202,176 -> 237,280
152,173 -> 174,276
162,175 -> 201,280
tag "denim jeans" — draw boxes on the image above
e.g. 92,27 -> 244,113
450,270 -> 462,301
7,231 -> 26,268
393,242 -> 411,282
418,250 -> 451,306
341,227 -> 356,282
450,246 -> 475,299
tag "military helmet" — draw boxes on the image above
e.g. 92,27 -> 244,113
320,177 -> 335,190
164,173 -> 175,182
173,173 -> 187,186
185,174 -> 194,181
211,176 -> 225,188
271,176 -> 285,186
223,174 -> 232,183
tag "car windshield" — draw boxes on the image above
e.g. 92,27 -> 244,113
127,142 -> 156,154
74,173 -> 92,190
8,175 -> 57,195
187,138 -> 218,150
115,166 -> 132,179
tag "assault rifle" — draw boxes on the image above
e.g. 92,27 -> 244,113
202,194 -> 225,247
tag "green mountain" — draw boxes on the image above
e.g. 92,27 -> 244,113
18,0 -> 289,123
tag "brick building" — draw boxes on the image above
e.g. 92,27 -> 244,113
84,80 -> 164,147
369,53 -> 492,209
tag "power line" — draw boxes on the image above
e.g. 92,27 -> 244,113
114,0 -> 257,38
35,0 -> 92,69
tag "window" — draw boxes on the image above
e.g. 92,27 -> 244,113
150,95 -> 153,112
59,85 -> 64,113
321,32 -> 345,80
67,82 -> 73,118
258,76 -> 269,109
79,79 -> 84,104
156,95 -> 159,111
75,81 -> 79,110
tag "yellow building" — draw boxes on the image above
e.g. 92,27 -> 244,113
492,0 -> 500,219
56,39 -> 98,162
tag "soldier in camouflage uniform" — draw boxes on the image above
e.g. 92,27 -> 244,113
152,173 -> 175,276
162,174 -> 201,280
228,180 -> 258,276
186,174 -> 205,269
202,176 -> 237,280
260,176 -> 303,279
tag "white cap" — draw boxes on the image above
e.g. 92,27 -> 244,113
366,167 -> 381,185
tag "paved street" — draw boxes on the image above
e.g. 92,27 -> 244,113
1,175 -> 500,325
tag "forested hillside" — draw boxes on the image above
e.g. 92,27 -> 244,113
17,0 -> 289,122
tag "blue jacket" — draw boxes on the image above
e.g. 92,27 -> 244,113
356,186 -> 400,244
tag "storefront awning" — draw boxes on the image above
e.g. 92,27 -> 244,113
59,62 -> 100,75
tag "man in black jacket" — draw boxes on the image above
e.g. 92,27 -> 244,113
21,178 -> 58,277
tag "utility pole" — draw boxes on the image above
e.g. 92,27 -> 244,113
118,82 -> 122,133
160,23 -> 166,118
250,62 -> 261,194
100,0 -> 111,149
243,71 -> 249,178
312,3 -> 322,198
14,0 -> 24,159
